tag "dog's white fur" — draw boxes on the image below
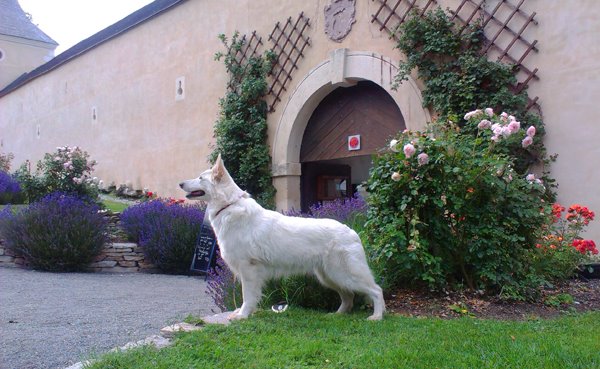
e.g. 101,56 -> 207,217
179,155 -> 385,320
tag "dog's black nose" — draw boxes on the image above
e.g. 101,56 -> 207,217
179,182 -> 184,189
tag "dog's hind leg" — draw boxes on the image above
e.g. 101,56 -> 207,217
323,257 -> 385,320
314,269 -> 354,314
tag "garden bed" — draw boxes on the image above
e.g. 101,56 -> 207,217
386,278 -> 600,320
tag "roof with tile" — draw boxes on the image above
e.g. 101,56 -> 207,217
0,0 -> 57,44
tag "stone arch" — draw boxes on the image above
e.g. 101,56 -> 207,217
271,49 -> 431,210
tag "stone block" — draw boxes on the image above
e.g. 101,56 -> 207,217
111,242 -> 138,249
104,252 -> 128,258
102,266 -> 139,273
123,255 -> 144,261
0,255 -> 15,263
160,322 -> 203,338
117,260 -> 138,267
203,312 -> 232,325
89,260 -> 118,268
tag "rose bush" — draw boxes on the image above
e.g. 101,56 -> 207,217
532,203 -> 597,281
14,146 -> 98,202
366,110 -> 553,298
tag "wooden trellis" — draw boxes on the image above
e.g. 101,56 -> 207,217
267,12 -> 312,112
371,0 -> 540,111
371,0 -> 439,37
224,31 -> 264,92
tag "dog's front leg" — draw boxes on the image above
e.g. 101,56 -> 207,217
230,269 -> 264,320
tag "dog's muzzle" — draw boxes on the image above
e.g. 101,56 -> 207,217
185,190 -> 205,199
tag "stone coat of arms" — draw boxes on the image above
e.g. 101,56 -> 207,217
324,0 -> 356,42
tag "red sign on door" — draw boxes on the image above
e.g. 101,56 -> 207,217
348,134 -> 361,151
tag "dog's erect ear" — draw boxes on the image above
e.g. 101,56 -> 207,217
212,154 -> 225,182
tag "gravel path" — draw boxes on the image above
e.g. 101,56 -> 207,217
0,267 -> 217,369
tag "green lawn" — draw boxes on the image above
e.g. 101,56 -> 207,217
101,198 -> 130,213
87,309 -> 600,369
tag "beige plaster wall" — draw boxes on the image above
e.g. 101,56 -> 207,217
1,0 -> 599,240
521,0 -> 600,241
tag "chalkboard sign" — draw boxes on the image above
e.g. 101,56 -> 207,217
190,212 -> 218,276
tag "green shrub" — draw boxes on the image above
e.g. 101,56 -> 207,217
14,146 -> 99,203
393,8 -> 549,178
0,192 -> 108,272
0,152 -> 13,172
365,111 -> 549,297
211,32 -> 276,209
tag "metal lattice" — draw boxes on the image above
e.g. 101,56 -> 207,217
267,12 -> 312,112
371,0 -> 540,111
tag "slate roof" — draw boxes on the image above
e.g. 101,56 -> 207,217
0,0 -> 57,44
0,0 -> 187,97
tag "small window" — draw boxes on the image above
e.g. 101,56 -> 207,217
175,76 -> 185,101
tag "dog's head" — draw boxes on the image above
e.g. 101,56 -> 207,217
179,154 -> 245,203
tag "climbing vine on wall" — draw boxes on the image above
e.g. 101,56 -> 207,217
211,32 -> 276,209
393,8 -> 552,182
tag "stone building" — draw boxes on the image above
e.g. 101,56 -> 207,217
0,0 -> 599,239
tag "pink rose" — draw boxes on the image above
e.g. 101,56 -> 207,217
389,139 -> 399,152
500,112 -> 508,122
526,126 -> 536,137
477,119 -> 492,130
403,143 -> 416,158
484,107 -> 494,117
391,172 -> 401,182
417,152 -> 429,166
508,121 -> 520,134
526,174 -> 536,182
522,136 -> 533,148
464,109 -> 483,120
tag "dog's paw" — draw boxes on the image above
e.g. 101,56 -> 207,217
228,312 -> 248,321
367,314 -> 383,321
227,309 -> 241,320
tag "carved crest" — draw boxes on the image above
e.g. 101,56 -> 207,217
324,0 -> 356,42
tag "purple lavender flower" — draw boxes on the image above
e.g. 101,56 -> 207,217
121,199 -> 205,274
0,171 -> 21,194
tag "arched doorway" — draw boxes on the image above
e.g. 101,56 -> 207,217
271,49 -> 430,211
300,81 -> 405,211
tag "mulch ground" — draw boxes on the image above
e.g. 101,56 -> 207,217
386,278 -> 600,320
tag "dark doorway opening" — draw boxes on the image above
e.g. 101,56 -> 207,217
300,81 -> 406,211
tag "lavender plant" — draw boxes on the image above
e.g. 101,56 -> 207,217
0,192 -> 108,272
0,171 -> 25,204
205,252 -> 241,313
120,199 -> 205,274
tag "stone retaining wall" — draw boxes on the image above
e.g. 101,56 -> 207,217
0,239 -> 158,273
89,242 -> 158,273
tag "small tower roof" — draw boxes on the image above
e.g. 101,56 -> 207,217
0,0 -> 58,45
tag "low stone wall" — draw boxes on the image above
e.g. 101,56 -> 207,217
0,239 -> 158,273
89,242 -> 158,273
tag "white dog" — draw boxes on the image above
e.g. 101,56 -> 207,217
179,155 -> 385,320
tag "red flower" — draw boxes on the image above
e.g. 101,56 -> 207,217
572,239 -> 598,255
